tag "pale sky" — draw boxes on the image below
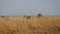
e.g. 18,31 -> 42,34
0,0 -> 60,16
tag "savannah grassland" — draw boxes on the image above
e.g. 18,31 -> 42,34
0,16 -> 60,34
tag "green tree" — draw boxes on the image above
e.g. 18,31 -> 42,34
37,13 -> 42,17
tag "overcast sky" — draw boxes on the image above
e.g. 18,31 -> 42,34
0,0 -> 60,16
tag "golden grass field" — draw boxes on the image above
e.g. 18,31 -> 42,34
0,16 -> 60,34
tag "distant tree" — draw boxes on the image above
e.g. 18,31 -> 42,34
1,16 -> 5,18
37,13 -> 42,17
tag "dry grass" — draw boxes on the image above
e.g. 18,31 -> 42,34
0,16 -> 60,34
